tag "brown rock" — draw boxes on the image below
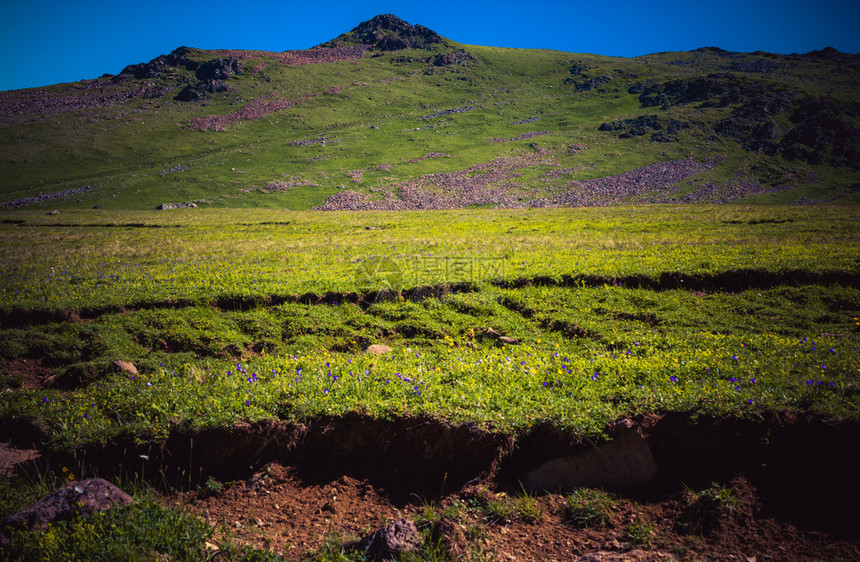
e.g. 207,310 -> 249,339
110,360 -> 138,376
2,478 -> 134,544
484,328 -> 501,339
365,344 -> 393,355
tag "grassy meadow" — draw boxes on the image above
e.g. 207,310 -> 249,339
1,205 -> 858,452
2,14 -> 860,558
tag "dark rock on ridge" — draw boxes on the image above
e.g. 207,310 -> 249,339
175,79 -> 229,102
195,57 -> 243,80
115,47 -> 201,82
321,14 -> 443,51
780,97 -> 860,168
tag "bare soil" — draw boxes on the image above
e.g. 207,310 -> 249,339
176,464 -> 857,561
3,412 -> 858,560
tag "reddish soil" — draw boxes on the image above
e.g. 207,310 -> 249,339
176,464 -> 859,560
10,413 -> 852,560
3,357 -> 54,389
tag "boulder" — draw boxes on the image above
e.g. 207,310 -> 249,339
356,518 -> 420,560
1,478 -> 134,545
110,360 -> 138,376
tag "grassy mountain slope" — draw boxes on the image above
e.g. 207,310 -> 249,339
1,15 -> 858,211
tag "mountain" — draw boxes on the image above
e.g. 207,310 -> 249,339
1,14 -> 858,210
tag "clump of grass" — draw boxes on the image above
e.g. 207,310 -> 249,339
205,475 -> 223,493
0,370 -> 23,389
680,482 -> 739,534
514,485 -> 545,522
625,510 -> 655,547
304,530 -> 361,561
566,488 -> 614,528
482,495 -> 516,524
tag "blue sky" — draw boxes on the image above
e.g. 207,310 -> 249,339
1,0 -> 858,91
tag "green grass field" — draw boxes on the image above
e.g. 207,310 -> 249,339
1,206 -> 857,447
1,205 -> 858,559
1,16 -> 859,557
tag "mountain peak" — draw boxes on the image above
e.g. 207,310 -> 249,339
320,14 -> 444,51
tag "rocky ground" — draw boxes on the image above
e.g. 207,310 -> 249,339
313,154 -> 777,211
171,462 -> 859,561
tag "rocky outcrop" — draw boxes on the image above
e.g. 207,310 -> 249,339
599,116 -> 691,142
635,74 -> 754,109
115,46 -> 200,82
599,115 -> 662,137
715,94 -> 860,168
321,14 -> 443,51
195,57 -> 243,80
114,49 -> 239,103
431,49 -> 476,66
157,202 -> 197,210
175,79 -> 229,102
568,75 -> 613,92
780,97 -> 860,168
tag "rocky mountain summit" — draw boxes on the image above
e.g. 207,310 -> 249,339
0,14 -> 857,210
319,14 -> 445,51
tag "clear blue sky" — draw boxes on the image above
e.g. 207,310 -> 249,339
1,0 -> 858,91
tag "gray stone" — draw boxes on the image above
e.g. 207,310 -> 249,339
2,478 -> 134,545
356,518 -> 420,560
157,202 -> 197,210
